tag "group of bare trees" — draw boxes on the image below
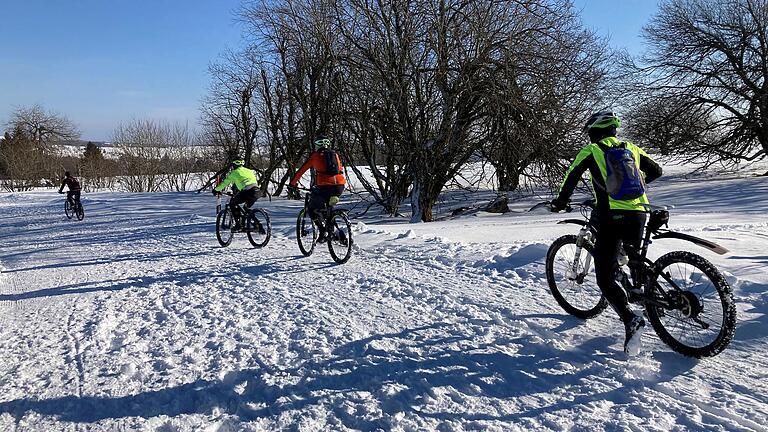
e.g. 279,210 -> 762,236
1,107 -> 218,192
112,119 -> 217,192
5,0 -> 764,210
202,0 -> 611,221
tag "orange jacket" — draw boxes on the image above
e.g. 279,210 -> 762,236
290,150 -> 346,186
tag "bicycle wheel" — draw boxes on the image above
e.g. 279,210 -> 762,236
328,211 -> 353,264
216,207 -> 235,247
545,234 -> 608,319
76,202 -> 85,221
246,208 -> 271,248
296,208 -> 317,256
647,251 -> 736,358
64,200 -> 73,219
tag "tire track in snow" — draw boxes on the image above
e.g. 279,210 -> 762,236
65,301 -> 85,399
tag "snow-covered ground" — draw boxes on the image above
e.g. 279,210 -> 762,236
0,169 -> 766,431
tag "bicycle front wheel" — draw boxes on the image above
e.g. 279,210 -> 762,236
545,234 -> 607,319
328,211 -> 353,264
647,251 -> 736,358
64,200 -> 73,219
296,208 -> 316,256
246,208 -> 271,248
216,207 -> 235,247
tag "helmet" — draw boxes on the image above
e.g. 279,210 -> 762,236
583,111 -> 621,132
231,159 -> 245,167
313,135 -> 331,149
64,171 -> 71,178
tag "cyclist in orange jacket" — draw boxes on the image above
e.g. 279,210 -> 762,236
288,135 -> 346,241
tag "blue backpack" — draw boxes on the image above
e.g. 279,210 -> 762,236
597,141 -> 645,200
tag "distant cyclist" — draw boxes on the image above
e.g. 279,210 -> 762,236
213,159 -> 261,230
288,135 -> 346,241
58,171 -> 82,207
550,111 -> 662,356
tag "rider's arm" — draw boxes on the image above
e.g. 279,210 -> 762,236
58,179 -> 66,193
290,155 -> 316,186
639,151 -> 662,184
555,145 -> 595,203
213,172 -> 234,193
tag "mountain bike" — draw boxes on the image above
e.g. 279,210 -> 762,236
295,187 -> 353,264
215,192 -> 271,248
539,199 -> 736,358
63,195 -> 84,221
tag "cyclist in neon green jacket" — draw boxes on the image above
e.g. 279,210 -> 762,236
551,111 -> 662,356
213,159 -> 261,229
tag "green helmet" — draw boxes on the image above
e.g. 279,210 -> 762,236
231,159 -> 245,167
313,135 -> 331,149
583,111 -> 621,132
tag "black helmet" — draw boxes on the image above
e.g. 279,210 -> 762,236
64,171 -> 71,178
313,135 -> 331,149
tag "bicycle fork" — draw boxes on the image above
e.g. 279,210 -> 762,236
568,227 -> 593,281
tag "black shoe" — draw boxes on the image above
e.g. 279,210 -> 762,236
624,315 -> 646,356
317,229 -> 327,242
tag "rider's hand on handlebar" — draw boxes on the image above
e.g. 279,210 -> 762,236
549,198 -> 568,213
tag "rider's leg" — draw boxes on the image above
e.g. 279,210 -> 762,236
229,191 -> 247,228
66,191 -> 75,206
621,212 -> 648,290
308,188 -> 327,224
73,191 -> 81,206
593,212 -> 636,324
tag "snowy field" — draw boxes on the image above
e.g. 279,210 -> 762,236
0,168 -> 767,431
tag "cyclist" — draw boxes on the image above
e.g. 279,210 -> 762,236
288,135 -> 346,242
550,111 -> 662,356
213,159 -> 261,230
58,171 -> 82,207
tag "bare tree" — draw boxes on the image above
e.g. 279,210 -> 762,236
480,3 -> 611,193
201,50 -> 261,166
635,0 -> 768,164
1,105 -> 81,189
6,104 -> 80,147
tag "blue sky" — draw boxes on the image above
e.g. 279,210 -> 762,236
0,0 -> 660,141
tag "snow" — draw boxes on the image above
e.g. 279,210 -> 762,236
0,168 -> 767,431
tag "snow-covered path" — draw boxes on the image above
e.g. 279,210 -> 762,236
0,174 -> 767,431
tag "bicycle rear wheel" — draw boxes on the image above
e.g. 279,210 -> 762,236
246,208 -> 271,248
328,211 -> 353,264
296,208 -> 317,256
216,207 -> 235,247
64,200 -> 73,219
545,234 -> 608,319
647,251 -> 736,358
75,202 -> 85,221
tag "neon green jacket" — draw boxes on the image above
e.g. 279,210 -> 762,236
556,136 -> 662,213
214,167 -> 259,192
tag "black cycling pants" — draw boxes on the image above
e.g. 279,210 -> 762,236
592,210 -> 647,324
229,187 -> 261,219
67,191 -> 81,206
309,185 -> 345,225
